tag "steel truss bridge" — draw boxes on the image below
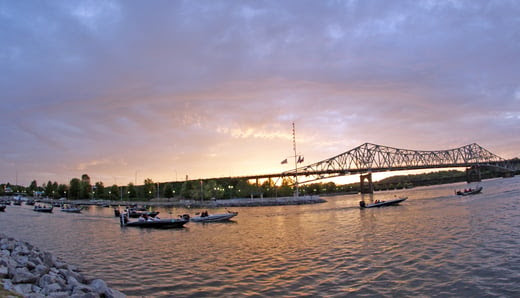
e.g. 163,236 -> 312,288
234,143 -> 516,187
282,142 -> 514,183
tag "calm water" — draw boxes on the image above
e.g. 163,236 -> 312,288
2,177 -> 520,297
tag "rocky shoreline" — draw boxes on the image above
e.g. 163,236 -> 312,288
0,233 -> 125,298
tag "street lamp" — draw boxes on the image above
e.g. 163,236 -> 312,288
228,185 -> 234,199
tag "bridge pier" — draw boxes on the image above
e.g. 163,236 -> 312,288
466,166 -> 482,183
360,173 -> 374,194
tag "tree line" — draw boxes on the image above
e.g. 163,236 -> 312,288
1,169 -> 514,200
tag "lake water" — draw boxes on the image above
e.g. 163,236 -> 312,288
2,176 -> 520,297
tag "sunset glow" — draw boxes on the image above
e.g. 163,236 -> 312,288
1,1 -> 519,186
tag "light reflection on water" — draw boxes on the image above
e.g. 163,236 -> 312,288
1,177 -> 520,297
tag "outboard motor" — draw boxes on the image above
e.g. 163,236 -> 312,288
181,214 -> 190,220
120,213 -> 129,226
359,201 -> 366,208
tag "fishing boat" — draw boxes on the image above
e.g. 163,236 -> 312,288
120,214 -> 189,229
126,208 -> 160,218
190,210 -> 238,222
34,205 -> 53,213
456,186 -> 483,196
359,197 -> 407,209
60,205 -> 82,213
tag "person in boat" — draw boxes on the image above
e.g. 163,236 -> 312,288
138,214 -> 145,222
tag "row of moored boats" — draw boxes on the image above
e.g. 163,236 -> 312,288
116,207 -> 238,228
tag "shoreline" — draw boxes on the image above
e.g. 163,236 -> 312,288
40,195 -> 327,208
0,233 -> 125,297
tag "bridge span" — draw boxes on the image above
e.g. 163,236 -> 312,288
229,143 -> 517,193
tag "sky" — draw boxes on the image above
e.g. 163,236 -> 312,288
1,0 -> 519,187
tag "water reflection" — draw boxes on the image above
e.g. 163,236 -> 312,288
1,177 -> 519,296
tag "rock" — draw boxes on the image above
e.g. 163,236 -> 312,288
12,267 -> 38,284
71,292 -> 100,298
61,268 -> 85,284
33,264 -> 50,276
0,236 -> 124,297
2,278 -> 14,291
42,251 -> 57,268
0,264 -> 8,278
90,279 -> 108,294
13,254 -> 29,267
72,283 -> 94,295
25,293 -> 46,298
48,291 -> 71,298
90,279 -> 125,298
105,288 -> 126,298
67,275 -> 81,289
0,249 -> 10,257
41,282 -> 63,295
13,283 -> 34,296
31,284 -> 42,293
55,259 -> 68,269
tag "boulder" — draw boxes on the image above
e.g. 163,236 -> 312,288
41,282 -> 63,295
33,264 -> 50,276
13,254 -> 29,267
90,279 -> 108,294
48,291 -> 71,298
42,251 -> 57,268
90,279 -> 125,298
2,278 -> 14,291
0,264 -> 8,278
0,249 -> 10,257
71,283 -> 94,295
13,283 -> 34,296
12,267 -> 38,284
71,292 -> 100,298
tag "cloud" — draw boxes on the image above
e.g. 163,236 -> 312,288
1,0 -> 519,185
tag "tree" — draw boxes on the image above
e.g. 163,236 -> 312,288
127,183 -> 137,199
45,181 -> 58,198
69,178 -> 81,200
163,183 -> 174,198
57,184 -> 68,198
28,180 -> 38,196
95,182 -> 105,199
143,179 -> 155,200
109,185 -> 119,201
180,180 -> 196,199
81,174 -> 90,184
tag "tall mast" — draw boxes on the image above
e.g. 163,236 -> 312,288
292,122 -> 299,197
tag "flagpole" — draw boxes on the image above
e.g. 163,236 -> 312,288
292,122 -> 299,197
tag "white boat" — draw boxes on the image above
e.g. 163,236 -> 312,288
359,197 -> 407,208
190,211 -> 238,222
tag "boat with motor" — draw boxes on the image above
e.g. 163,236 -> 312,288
120,213 -> 189,229
190,210 -> 238,222
34,205 -> 53,213
125,208 -> 160,218
456,186 -> 483,196
60,205 -> 82,213
359,197 -> 408,209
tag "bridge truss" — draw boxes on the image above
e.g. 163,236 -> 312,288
282,143 -> 511,183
